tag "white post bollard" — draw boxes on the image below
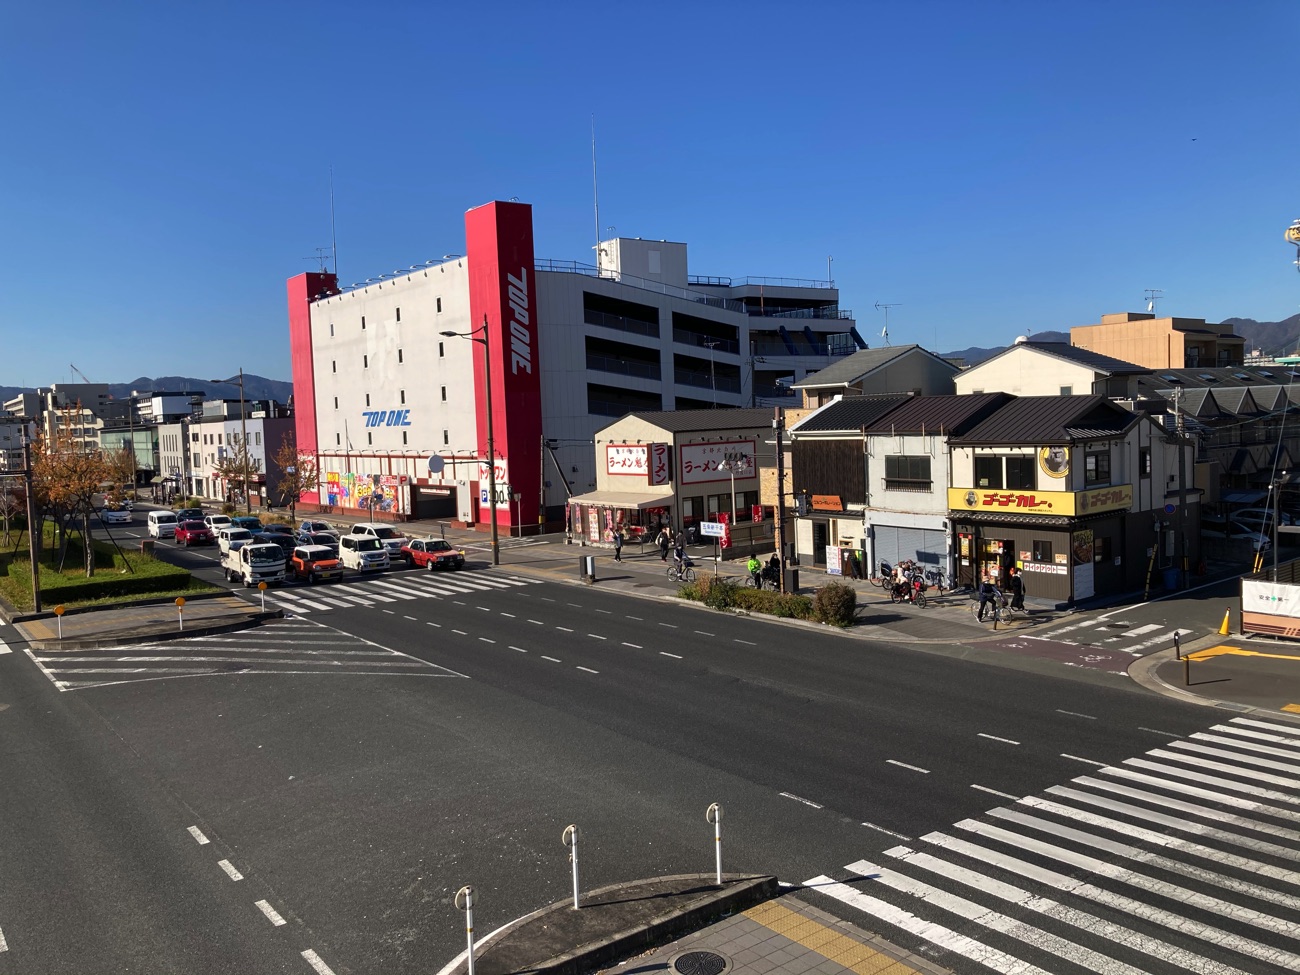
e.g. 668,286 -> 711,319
258,580 -> 267,611
455,885 -> 475,975
706,803 -> 723,886
562,824 -> 580,909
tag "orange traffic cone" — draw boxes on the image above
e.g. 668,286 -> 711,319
1219,609 -> 1231,636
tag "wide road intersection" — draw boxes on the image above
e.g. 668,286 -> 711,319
2,566 -> 1297,975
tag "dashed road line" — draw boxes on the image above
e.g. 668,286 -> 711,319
478,638 -> 495,644
404,615 -> 417,621
576,666 -> 599,674
541,655 -> 561,663
452,629 -> 467,636
218,859 -> 244,881
1139,727 -> 1185,737
500,613 -> 515,618
694,630 -> 715,636
528,619 -> 543,625
588,634 -> 606,640
595,609 -> 612,614
301,949 -> 337,975
188,826 -> 210,845
382,609 -> 395,615
256,899 -> 286,926
623,642 -> 642,649
862,821 -> 911,841
658,622 -> 678,629
427,622 -> 441,628
556,626 -> 573,633
0,925 -> 8,952
509,646 -> 526,653
735,639 -> 756,646
779,792 -> 823,809
972,784 -> 1019,800
978,733 -> 1021,745
627,615 -> 643,621
1056,709 -> 1096,720
887,760 -> 930,774
660,651 -> 682,659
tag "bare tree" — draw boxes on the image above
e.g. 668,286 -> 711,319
212,441 -> 261,505
273,434 -> 318,525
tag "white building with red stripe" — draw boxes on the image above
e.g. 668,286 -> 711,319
287,200 -> 862,534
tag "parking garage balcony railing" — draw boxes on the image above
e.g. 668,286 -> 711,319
537,259 -> 746,312
673,329 -> 740,355
674,369 -> 743,394
688,274 -> 834,290
585,353 -> 662,381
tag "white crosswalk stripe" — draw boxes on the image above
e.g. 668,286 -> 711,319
23,618 -> 468,690
806,715 -> 1300,975
1036,621 -> 1193,655
261,572 -> 542,615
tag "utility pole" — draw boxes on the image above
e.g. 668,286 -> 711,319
774,407 -> 788,593
22,429 -> 41,613
1173,387 -> 1188,587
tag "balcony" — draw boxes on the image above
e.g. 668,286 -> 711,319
585,308 -> 659,339
585,352 -> 661,381
672,329 -> 739,355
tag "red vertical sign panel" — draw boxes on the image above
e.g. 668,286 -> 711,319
465,201 -> 542,530
286,271 -> 337,505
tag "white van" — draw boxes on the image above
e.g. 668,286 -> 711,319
340,534 -> 390,572
148,510 -> 178,539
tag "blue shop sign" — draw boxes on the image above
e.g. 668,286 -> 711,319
362,409 -> 412,428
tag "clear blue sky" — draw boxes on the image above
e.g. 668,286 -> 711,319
4,1 -> 1299,388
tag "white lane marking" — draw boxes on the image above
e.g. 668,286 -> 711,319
1061,753 -> 1107,766
978,733 -> 1021,745
922,831 -> 1300,971
804,876 -> 1049,975
1138,726 -> 1184,737
1233,716 -> 1300,739
0,636 -> 11,655
1120,623 -> 1162,637
886,760 -> 930,774
658,622 -> 677,629
659,651 -> 682,659
21,649 -> 68,690
527,619 -> 543,625
452,629 -> 467,636
587,634 -> 607,640
382,609 -> 395,615
627,615 -> 643,621
622,642 -> 642,649
1122,756 -> 1300,807
500,613 -> 515,618
1211,722 -> 1300,750
954,817 -> 1300,937
694,630 -> 714,636
509,646 -> 526,653
476,607 -> 490,612
404,616 -> 418,621
188,826 -> 210,845
556,626 -> 573,633
576,666 -> 599,674
779,792 -> 823,809
478,638 -> 496,645
256,899 -> 287,926
881,847 -> 1255,975
1124,627 -> 1194,653
595,609 -> 611,614
849,857 -> 1152,975
1196,729 -> 1300,760
1055,709 -> 1096,720
566,602 -> 581,607
218,859 -> 244,881
972,784 -> 1018,800
861,821 -> 911,841
1167,739 -> 1300,776
0,925 -> 6,951
541,655 -> 561,663
301,949 -> 337,975
735,639 -> 756,646
427,622 -> 441,628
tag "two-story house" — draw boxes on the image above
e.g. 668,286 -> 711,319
947,395 -> 1195,603
954,340 -> 1150,399
791,345 -> 958,409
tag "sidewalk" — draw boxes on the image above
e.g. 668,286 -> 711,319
1132,637 -> 1300,715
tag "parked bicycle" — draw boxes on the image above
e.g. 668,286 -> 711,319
923,567 -> 949,593
746,564 -> 780,590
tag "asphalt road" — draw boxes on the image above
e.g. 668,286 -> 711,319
5,567 -> 1263,975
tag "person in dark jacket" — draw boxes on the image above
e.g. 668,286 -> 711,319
613,528 -> 624,562
1007,566 -> 1025,611
977,575 -> 1002,622
657,526 -> 671,562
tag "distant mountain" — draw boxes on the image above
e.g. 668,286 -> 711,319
0,374 -> 294,408
1223,314 -> 1300,357
941,330 -> 1070,366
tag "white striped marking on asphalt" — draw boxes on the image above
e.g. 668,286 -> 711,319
595,609 -> 611,614
921,831 -> 1300,971
971,785 -> 1018,800
954,817 -> 1300,937
527,619 -> 543,625
556,626 -> 573,633
1060,753 -> 1107,766
658,622 -> 677,628
452,630 -> 467,636
1124,627 -> 1194,653
978,733 -> 1020,745
188,826 -> 210,845
849,856 -> 1152,975
510,646 -> 526,653
301,949 -> 337,975
861,821 -> 911,841
1167,738 -> 1300,775
1196,729 -> 1300,760
541,655 -> 560,663
660,652 -> 682,659
382,609 -> 395,615
0,637 -> 11,655
576,666 -> 599,674
478,638 -> 495,645
363,580 -> 417,599
779,792 -> 823,809
588,634 -> 607,640
735,639 -> 756,646
21,649 -> 67,690
256,900 -> 286,926
476,607 -> 490,612
694,630 -> 714,636
218,859 -> 243,881
1233,715 -> 1300,739
0,925 -> 7,951
1089,769 -> 1300,830
627,615 -> 643,621
1055,709 -> 1096,720
879,847 -> 1255,975
886,760 -> 930,774
1122,756 -> 1300,806
622,643 -> 642,649
404,616 -> 418,621
500,613 -> 515,618
1138,726 -> 1185,737
805,876 -> 1052,975
1120,623 -> 1162,637
427,622 -> 441,628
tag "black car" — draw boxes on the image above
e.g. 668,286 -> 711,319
260,523 -> 296,536
176,507 -> 203,523
298,530 -> 340,553
253,532 -> 296,558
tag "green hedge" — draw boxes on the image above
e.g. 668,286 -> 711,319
679,576 -> 825,622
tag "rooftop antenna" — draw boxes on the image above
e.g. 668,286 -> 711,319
875,301 -> 901,346
1144,288 -> 1164,314
304,247 -> 331,273
591,115 -> 602,275
330,164 -> 339,276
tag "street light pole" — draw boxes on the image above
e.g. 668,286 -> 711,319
442,317 -> 499,566
705,340 -> 719,408
208,369 -> 249,514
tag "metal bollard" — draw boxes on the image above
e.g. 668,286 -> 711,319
1174,630 -> 1181,661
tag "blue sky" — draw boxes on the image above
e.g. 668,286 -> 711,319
4,1 -> 1299,388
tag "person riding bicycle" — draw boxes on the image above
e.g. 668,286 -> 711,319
976,575 -> 1004,622
671,548 -> 692,580
747,554 -> 762,588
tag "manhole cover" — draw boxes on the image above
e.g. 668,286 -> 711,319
674,950 -> 727,975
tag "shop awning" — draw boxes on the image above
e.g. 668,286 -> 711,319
567,489 -> 676,510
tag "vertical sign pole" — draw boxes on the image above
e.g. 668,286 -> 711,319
455,886 -> 475,975
706,803 -> 723,886
562,825 -> 580,909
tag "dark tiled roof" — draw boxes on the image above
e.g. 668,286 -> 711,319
862,393 -> 1012,435
616,407 -> 775,434
791,345 -> 955,388
979,342 -> 1149,375
791,395 -> 912,433
951,395 -> 1137,445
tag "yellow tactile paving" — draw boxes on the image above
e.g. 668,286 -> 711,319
744,900 -> 922,975
1187,644 -> 1300,663
1283,703 -> 1300,713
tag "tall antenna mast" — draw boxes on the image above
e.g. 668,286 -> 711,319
330,164 -> 339,276
591,115 -> 601,275
1144,288 -> 1164,314
875,301 -> 901,347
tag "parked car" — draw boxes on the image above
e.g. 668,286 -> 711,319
231,516 -> 264,532
175,520 -> 215,546
349,523 -> 410,562
290,545 -> 344,583
260,523 -> 295,536
300,519 -> 334,534
204,514 -> 233,534
298,530 -> 340,552
402,537 -> 466,571
217,527 -> 255,554
1229,507 -> 1295,534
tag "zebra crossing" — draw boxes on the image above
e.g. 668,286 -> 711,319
24,617 -> 467,691
806,715 -> 1300,975
1033,618 -> 1194,656
258,570 -> 543,615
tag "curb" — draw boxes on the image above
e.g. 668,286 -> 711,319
24,611 -> 284,652
1128,644 -> 1300,723
6,587 -> 233,625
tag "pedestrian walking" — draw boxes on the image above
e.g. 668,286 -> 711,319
658,526 -> 671,562
1007,566 -> 1025,611
613,527 -> 624,562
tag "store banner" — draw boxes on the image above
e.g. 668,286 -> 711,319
1072,528 -> 1095,601
606,444 -> 648,476
1243,579 -> 1300,617
648,443 -> 672,485
679,440 -> 756,485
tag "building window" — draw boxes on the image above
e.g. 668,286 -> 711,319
400,390 -> 406,405
332,360 -> 336,374
255,432 -> 261,445
365,393 -> 370,407
329,323 -> 334,337
1032,539 -> 1053,563
884,455 -> 932,492
437,297 -> 442,313
1085,450 -> 1111,484
1060,385 -> 1073,396
218,434 -> 223,445
438,341 -> 445,358
334,397 -> 338,410
361,316 -> 366,330
336,433 -> 340,446
396,307 -> 401,322
443,429 -> 449,445
364,354 -> 369,368
974,455 -> 1003,489
402,431 -> 408,445
1140,448 -> 1151,478
1005,456 -> 1035,490
1094,536 -> 1112,563
441,386 -> 447,402
398,349 -> 404,363
367,432 -> 372,445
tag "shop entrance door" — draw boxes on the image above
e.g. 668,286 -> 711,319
978,537 -> 1013,586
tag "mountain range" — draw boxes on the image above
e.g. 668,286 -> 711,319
0,374 -> 294,407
